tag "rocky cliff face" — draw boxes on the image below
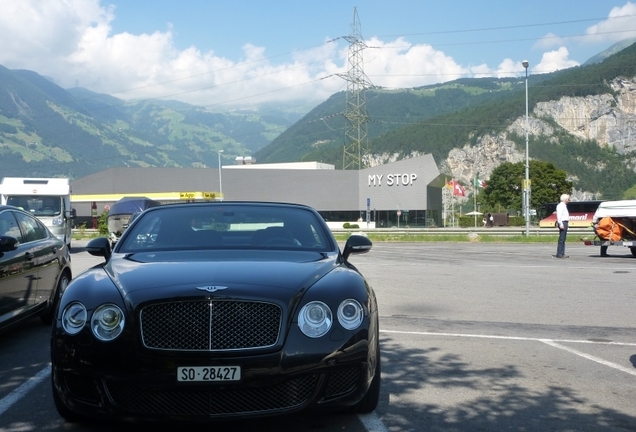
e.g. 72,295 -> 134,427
441,77 -> 636,198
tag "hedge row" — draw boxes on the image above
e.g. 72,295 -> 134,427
457,215 -> 526,227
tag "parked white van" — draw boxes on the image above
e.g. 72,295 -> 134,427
0,177 -> 75,249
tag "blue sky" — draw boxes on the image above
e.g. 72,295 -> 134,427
1,0 -> 635,109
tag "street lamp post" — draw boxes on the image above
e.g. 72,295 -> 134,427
523,60 -> 530,236
218,149 -> 224,201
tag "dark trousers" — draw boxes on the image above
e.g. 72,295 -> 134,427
556,221 -> 568,256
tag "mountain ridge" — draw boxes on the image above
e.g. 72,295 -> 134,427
2,42 -> 636,201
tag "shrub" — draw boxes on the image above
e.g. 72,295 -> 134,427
98,212 -> 109,235
508,216 -> 525,226
458,216 -> 481,227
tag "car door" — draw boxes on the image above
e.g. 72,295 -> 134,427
12,211 -> 62,309
0,209 -> 36,325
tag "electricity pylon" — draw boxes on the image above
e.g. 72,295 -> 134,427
339,7 -> 373,170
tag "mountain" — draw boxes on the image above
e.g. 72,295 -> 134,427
387,42 -> 636,201
254,76 -> 552,165
4,40 -> 636,201
0,66 -> 303,178
258,41 -> 636,201
583,38 -> 636,66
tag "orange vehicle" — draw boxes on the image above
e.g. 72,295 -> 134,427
538,200 -> 602,228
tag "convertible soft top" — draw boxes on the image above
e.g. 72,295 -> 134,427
593,200 -> 636,221
108,197 -> 161,215
107,197 -> 162,245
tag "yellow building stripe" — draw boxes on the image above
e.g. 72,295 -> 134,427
71,192 -> 221,202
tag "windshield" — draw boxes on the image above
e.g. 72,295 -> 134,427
117,204 -> 335,253
7,195 -> 62,216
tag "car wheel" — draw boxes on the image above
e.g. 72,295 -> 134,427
40,271 -> 70,325
630,247 -> 636,257
52,371 -> 81,422
349,344 -> 381,414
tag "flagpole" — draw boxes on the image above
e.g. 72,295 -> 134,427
443,177 -> 447,228
451,194 -> 454,227
473,175 -> 477,228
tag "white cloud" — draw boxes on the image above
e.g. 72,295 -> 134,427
534,32 -> 568,50
534,47 -> 579,74
584,2 -> 636,44
0,0 -> 345,107
536,2 -> 636,49
0,0 -> 480,107
0,0 -> 112,70
492,59 -> 523,78
362,37 -> 467,88
0,0 -> 590,109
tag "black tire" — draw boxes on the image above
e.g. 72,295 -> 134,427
40,271 -> 70,325
349,345 -> 381,413
631,247 -> 636,257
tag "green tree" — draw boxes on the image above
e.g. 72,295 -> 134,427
98,211 -> 109,235
481,161 -> 573,212
623,184 -> 636,200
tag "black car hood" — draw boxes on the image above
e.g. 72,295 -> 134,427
104,250 -> 338,304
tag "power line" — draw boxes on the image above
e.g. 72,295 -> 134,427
376,14 -> 636,38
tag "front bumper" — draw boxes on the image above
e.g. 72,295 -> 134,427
51,326 -> 377,421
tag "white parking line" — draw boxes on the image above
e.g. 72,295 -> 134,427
542,340 -> 636,376
0,366 -> 50,417
359,412 -> 390,432
381,329 -> 636,346
381,329 -> 636,376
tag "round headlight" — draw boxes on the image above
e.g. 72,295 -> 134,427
91,304 -> 125,341
298,301 -> 332,338
61,302 -> 87,335
337,299 -> 364,330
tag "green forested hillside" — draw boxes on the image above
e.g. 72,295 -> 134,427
287,43 -> 636,168
3,41 -> 636,199
259,43 -> 636,199
0,67 -> 301,178
255,77 -> 540,165
367,43 -> 636,199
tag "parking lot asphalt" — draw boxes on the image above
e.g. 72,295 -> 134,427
43,240 -> 636,430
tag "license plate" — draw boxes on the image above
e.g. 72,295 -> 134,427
177,366 -> 241,382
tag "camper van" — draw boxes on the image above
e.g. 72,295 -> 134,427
0,177 -> 75,248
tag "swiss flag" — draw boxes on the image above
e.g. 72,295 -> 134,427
451,180 -> 466,197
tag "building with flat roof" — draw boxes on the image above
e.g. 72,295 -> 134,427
70,154 -> 445,228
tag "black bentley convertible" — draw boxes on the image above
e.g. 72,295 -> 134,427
51,201 -> 379,422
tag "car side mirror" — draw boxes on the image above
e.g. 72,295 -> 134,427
0,235 -> 19,252
86,237 -> 112,261
342,234 -> 372,261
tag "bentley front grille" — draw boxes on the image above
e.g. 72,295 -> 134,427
140,300 -> 282,351
324,367 -> 361,398
63,373 -> 101,403
104,375 -> 318,416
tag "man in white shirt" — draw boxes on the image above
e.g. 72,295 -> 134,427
555,194 -> 570,258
